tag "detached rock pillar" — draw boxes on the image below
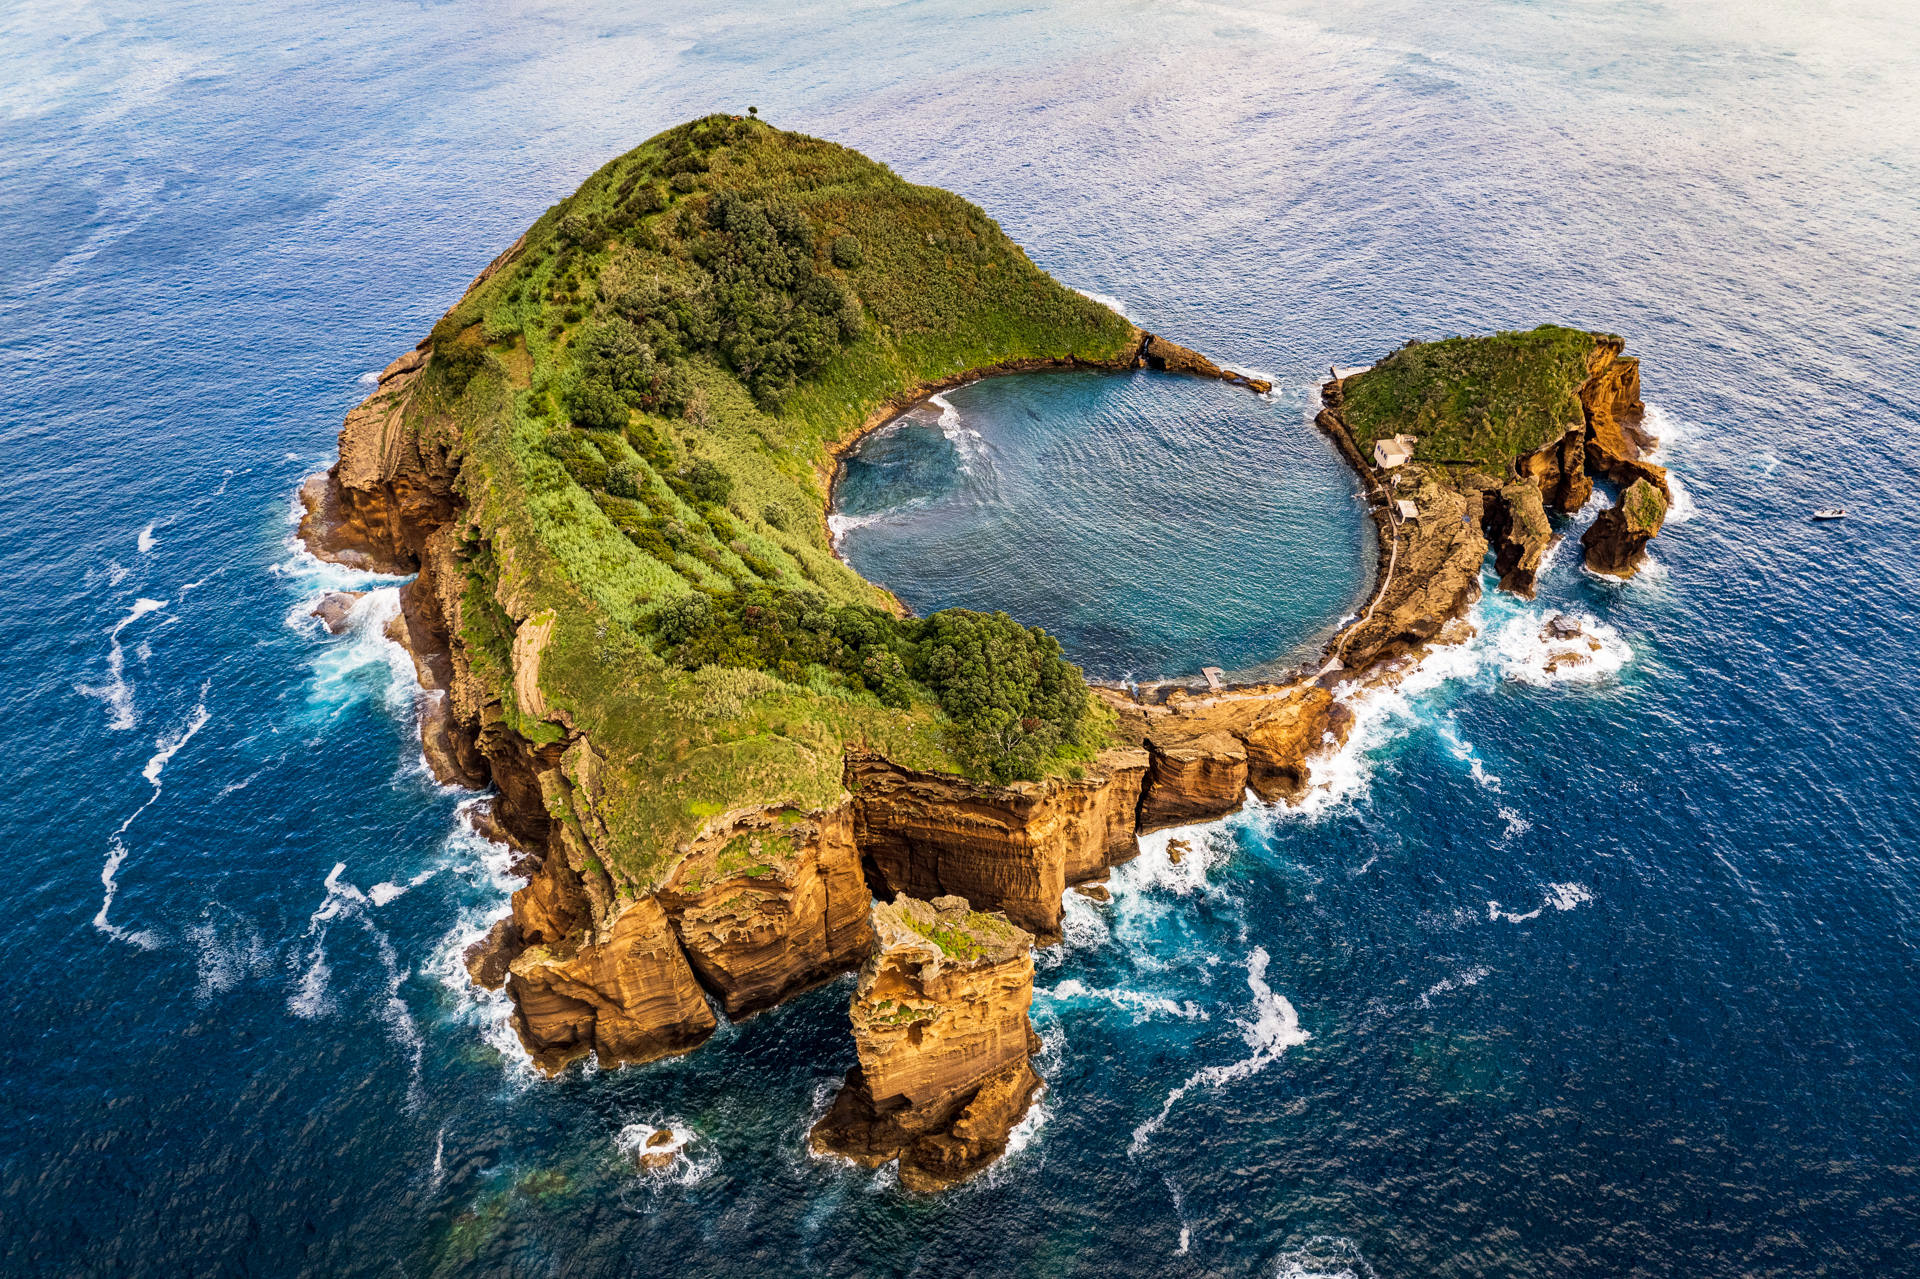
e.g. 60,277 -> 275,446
810,894 -> 1043,1192
1582,477 -> 1669,578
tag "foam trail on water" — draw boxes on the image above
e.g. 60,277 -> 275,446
77,597 -> 166,730
137,523 -> 157,553
1419,965 -> 1491,1008
1129,948 -> 1310,1154
143,686 -> 210,785
1046,979 -> 1209,1023
290,862 -> 428,1103
95,682 -> 211,947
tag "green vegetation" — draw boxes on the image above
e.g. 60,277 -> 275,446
1621,477 -> 1668,530
403,115 -> 1136,893
1340,325 -> 1606,475
901,907 -> 1023,960
649,587 -> 1098,784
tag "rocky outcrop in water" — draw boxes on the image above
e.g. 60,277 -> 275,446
1582,476 -> 1669,577
810,894 -> 1043,1192
1315,331 -> 1672,668
1483,479 -> 1555,598
1135,333 -> 1273,395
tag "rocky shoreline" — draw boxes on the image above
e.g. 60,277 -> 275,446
300,271 -> 1666,1189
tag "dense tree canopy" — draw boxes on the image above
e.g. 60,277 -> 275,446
648,588 -> 1090,781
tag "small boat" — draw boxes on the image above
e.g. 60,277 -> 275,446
1811,507 -> 1848,521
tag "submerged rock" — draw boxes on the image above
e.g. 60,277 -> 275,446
309,590 -> 364,634
810,894 -> 1043,1192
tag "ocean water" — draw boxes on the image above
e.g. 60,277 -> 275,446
832,373 -> 1371,682
5,2 -> 1919,1276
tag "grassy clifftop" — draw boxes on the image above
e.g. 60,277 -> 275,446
404,116 -> 1137,891
1340,324 -> 1605,476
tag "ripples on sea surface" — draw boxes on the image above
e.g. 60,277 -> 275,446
2,1 -> 1917,1275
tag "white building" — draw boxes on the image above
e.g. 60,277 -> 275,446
1394,499 -> 1419,521
1374,434 -> 1417,469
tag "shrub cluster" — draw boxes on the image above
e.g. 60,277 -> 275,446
648,588 -> 1090,781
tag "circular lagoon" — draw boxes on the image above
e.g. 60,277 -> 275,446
831,370 -> 1372,683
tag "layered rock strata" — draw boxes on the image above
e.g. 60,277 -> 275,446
809,894 -> 1043,1192
656,806 -> 874,1018
847,748 -> 1149,945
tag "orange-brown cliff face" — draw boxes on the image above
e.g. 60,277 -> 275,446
809,894 -> 1043,1192
505,894 -> 717,1074
846,749 -> 1149,944
656,806 -> 874,1018
1313,331 -> 1671,655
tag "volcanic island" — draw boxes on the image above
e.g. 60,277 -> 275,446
300,115 -> 1670,1190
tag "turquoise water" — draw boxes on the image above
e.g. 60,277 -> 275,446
5,1 -> 1920,1275
832,372 -> 1371,682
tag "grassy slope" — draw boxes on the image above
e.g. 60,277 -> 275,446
1340,324 -> 1607,476
410,116 -> 1137,893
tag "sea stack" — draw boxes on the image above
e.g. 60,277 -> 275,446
810,894 -> 1043,1191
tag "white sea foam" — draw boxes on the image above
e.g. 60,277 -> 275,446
1166,1176 -> 1193,1255
926,392 -> 988,473
289,861 -> 428,1103
94,839 -> 161,950
106,562 -> 130,586
215,771 -> 259,799
827,510 -> 888,547
1046,979 -> 1208,1023
303,587 -> 420,718
95,683 -> 212,948
1638,401 -> 1699,523
1495,807 -> 1533,844
1129,948 -> 1310,1155
188,912 -> 271,1000
137,522 -> 157,553
977,1088 -> 1049,1188
424,800 -> 534,1079
369,868 -> 435,907
1419,965 -> 1491,1008
1435,715 -> 1501,791
1490,880 -> 1593,923
142,684 -> 210,785
1547,882 -> 1593,911
617,1119 -> 720,1187
77,597 -> 166,730
1487,900 -> 1542,924
358,370 -> 381,385
1072,287 -> 1131,318
1273,1235 -> 1378,1279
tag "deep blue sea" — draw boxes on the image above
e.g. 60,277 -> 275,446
5,2 -> 1919,1276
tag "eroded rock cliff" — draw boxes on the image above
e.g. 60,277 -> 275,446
656,805 -> 873,1018
847,749 -> 1149,944
810,894 -> 1043,1192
